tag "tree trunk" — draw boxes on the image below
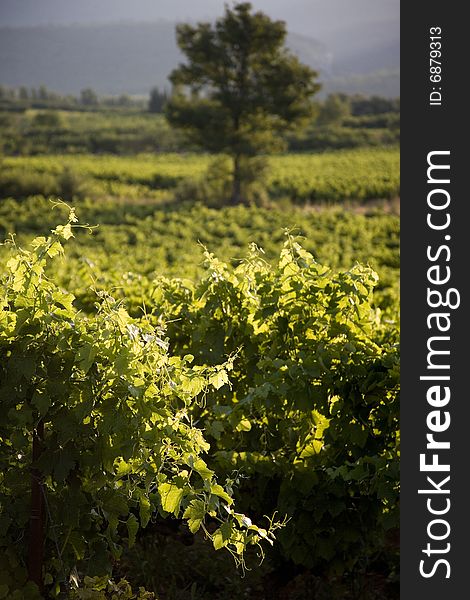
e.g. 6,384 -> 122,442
28,420 -> 45,592
231,154 -> 242,205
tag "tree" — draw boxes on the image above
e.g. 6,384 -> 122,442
316,93 -> 351,126
165,2 -> 320,204
19,86 -> 29,101
80,87 -> 99,106
148,86 -> 168,113
117,93 -> 133,107
38,84 -> 49,101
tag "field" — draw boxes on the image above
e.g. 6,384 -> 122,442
0,106 -> 400,598
1,147 -> 399,203
0,110 -> 182,155
0,198 -> 399,310
0,186 -> 400,600
0,104 -> 399,155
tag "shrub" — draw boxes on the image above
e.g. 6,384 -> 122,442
148,239 -> 400,574
0,168 -> 59,199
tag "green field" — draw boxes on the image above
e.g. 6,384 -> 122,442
0,110 -> 182,155
1,147 -> 399,203
0,201 -> 400,598
0,194 -> 399,307
0,103 -> 399,155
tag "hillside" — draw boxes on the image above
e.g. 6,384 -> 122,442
0,21 -> 331,96
0,17 -> 399,97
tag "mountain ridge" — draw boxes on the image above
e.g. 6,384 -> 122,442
0,18 -> 399,97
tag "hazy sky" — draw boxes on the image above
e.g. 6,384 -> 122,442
0,0 -> 399,40
0,0 -> 399,96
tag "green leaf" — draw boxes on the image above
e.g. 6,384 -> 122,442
18,356 -> 36,379
126,514 -> 139,548
31,391 -> 50,417
377,482 -> 397,503
210,483 -> 233,505
183,499 -> 206,533
348,464 -> 367,481
349,424 -> 368,448
209,369 -> 229,390
77,343 -> 97,374
139,495 -> 151,528
6,256 -> 19,272
181,375 -> 205,398
68,530 -> 86,561
212,530 -> 225,550
103,493 -> 129,517
46,241 -> 63,258
235,418 -> 251,432
192,458 -> 214,481
299,438 -> 323,458
207,420 -> 224,440
115,459 -> 132,476
53,223 -> 73,240
158,482 -> 184,516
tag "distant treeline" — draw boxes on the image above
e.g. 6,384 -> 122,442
0,84 -> 399,155
0,84 -> 168,112
288,92 -> 400,151
0,83 -> 398,115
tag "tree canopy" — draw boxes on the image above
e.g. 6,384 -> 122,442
165,2 -> 321,203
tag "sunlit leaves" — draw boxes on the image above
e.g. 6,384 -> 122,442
147,233 -> 399,572
210,483 -> 233,505
0,215 -> 278,594
138,495 -> 151,529
158,482 -> 185,516
0,209 -> 399,588
183,499 -> 206,533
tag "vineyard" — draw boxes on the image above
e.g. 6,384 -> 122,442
0,193 -> 400,598
0,0 -> 400,600
0,30 -> 400,593
0,197 -> 399,311
0,103 -> 399,156
0,148 -> 399,203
